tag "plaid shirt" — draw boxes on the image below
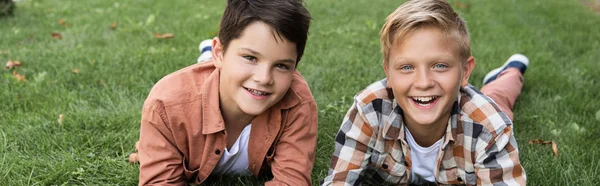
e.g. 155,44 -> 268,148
322,79 -> 526,186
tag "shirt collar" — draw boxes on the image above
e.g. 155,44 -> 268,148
201,67 -> 226,134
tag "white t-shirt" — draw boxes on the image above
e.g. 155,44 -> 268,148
211,124 -> 252,176
405,126 -> 444,184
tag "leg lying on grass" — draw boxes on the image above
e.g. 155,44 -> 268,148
480,54 -> 530,120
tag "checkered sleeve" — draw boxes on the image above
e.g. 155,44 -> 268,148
321,101 -> 376,186
463,87 -> 527,186
473,125 -> 526,186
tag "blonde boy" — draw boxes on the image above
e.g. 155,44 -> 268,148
323,0 -> 527,185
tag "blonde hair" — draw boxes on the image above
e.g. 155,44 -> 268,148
380,0 -> 470,64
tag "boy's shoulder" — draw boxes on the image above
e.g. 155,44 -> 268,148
278,70 -> 315,109
458,85 -> 513,138
354,78 -> 394,107
145,61 -> 216,107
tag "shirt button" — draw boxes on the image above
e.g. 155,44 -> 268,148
215,149 -> 221,155
382,164 -> 388,169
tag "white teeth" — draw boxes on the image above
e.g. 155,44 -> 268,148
247,88 -> 268,96
412,96 -> 435,102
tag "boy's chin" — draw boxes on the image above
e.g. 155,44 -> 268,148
406,114 -> 447,127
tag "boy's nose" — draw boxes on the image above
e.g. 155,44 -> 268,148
415,70 -> 434,89
252,65 -> 274,85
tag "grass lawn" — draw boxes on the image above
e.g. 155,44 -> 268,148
1,0 -> 599,185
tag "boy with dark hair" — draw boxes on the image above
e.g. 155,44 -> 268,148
130,0 -> 317,185
322,0 -> 527,185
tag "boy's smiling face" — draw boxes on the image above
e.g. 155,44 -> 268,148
384,26 -> 474,129
213,21 -> 297,119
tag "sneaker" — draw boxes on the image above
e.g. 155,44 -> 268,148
483,54 -> 529,85
197,39 -> 213,63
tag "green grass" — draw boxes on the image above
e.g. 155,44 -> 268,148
1,0 -> 599,185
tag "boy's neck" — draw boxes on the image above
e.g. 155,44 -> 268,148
404,118 -> 449,147
219,102 -> 255,149
218,100 -> 255,128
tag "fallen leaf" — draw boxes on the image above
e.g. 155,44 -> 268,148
98,80 -> 105,85
58,19 -> 67,26
52,32 -> 63,39
58,114 -> 64,125
528,139 -> 552,145
72,68 -> 80,74
551,141 -> 558,157
529,138 -> 559,157
153,33 -> 175,39
6,60 -> 22,69
12,71 -> 26,82
453,2 -> 469,9
0,50 -> 9,54
110,21 -> 118,30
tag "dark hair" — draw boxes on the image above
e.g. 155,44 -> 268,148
218,0 -> 311,65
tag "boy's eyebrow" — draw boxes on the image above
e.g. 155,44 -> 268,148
391,55 -> 456,64
390,56 -> 410,64
240,47 -> 296,64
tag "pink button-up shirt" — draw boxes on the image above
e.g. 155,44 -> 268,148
137,61 -> 318,185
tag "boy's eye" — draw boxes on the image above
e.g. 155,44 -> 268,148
276,64 -> 290,70
400,65 -> 413,71
243,55 -> 257,62
433,63 -> 448,69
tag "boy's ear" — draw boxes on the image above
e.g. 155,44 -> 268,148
461,56 -> 476,87
212,37 -> 224,68
383,60 -> 391,87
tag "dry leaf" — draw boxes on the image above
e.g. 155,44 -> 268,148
72,68 -> 80,74
551,141 -> 558,157
58,19 -> 67,26
0,50 -> 9,54
453,2 -> 469,9
153,33 -> 175,39
58,114 -> 64,125
98,80 -> 105,85
110,21 -> 118,30
12,71 -> 26,82
528,139 -> 552,145
6,60 -> 22,69
52,32 -> 63,39
529,138 -> 559,157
